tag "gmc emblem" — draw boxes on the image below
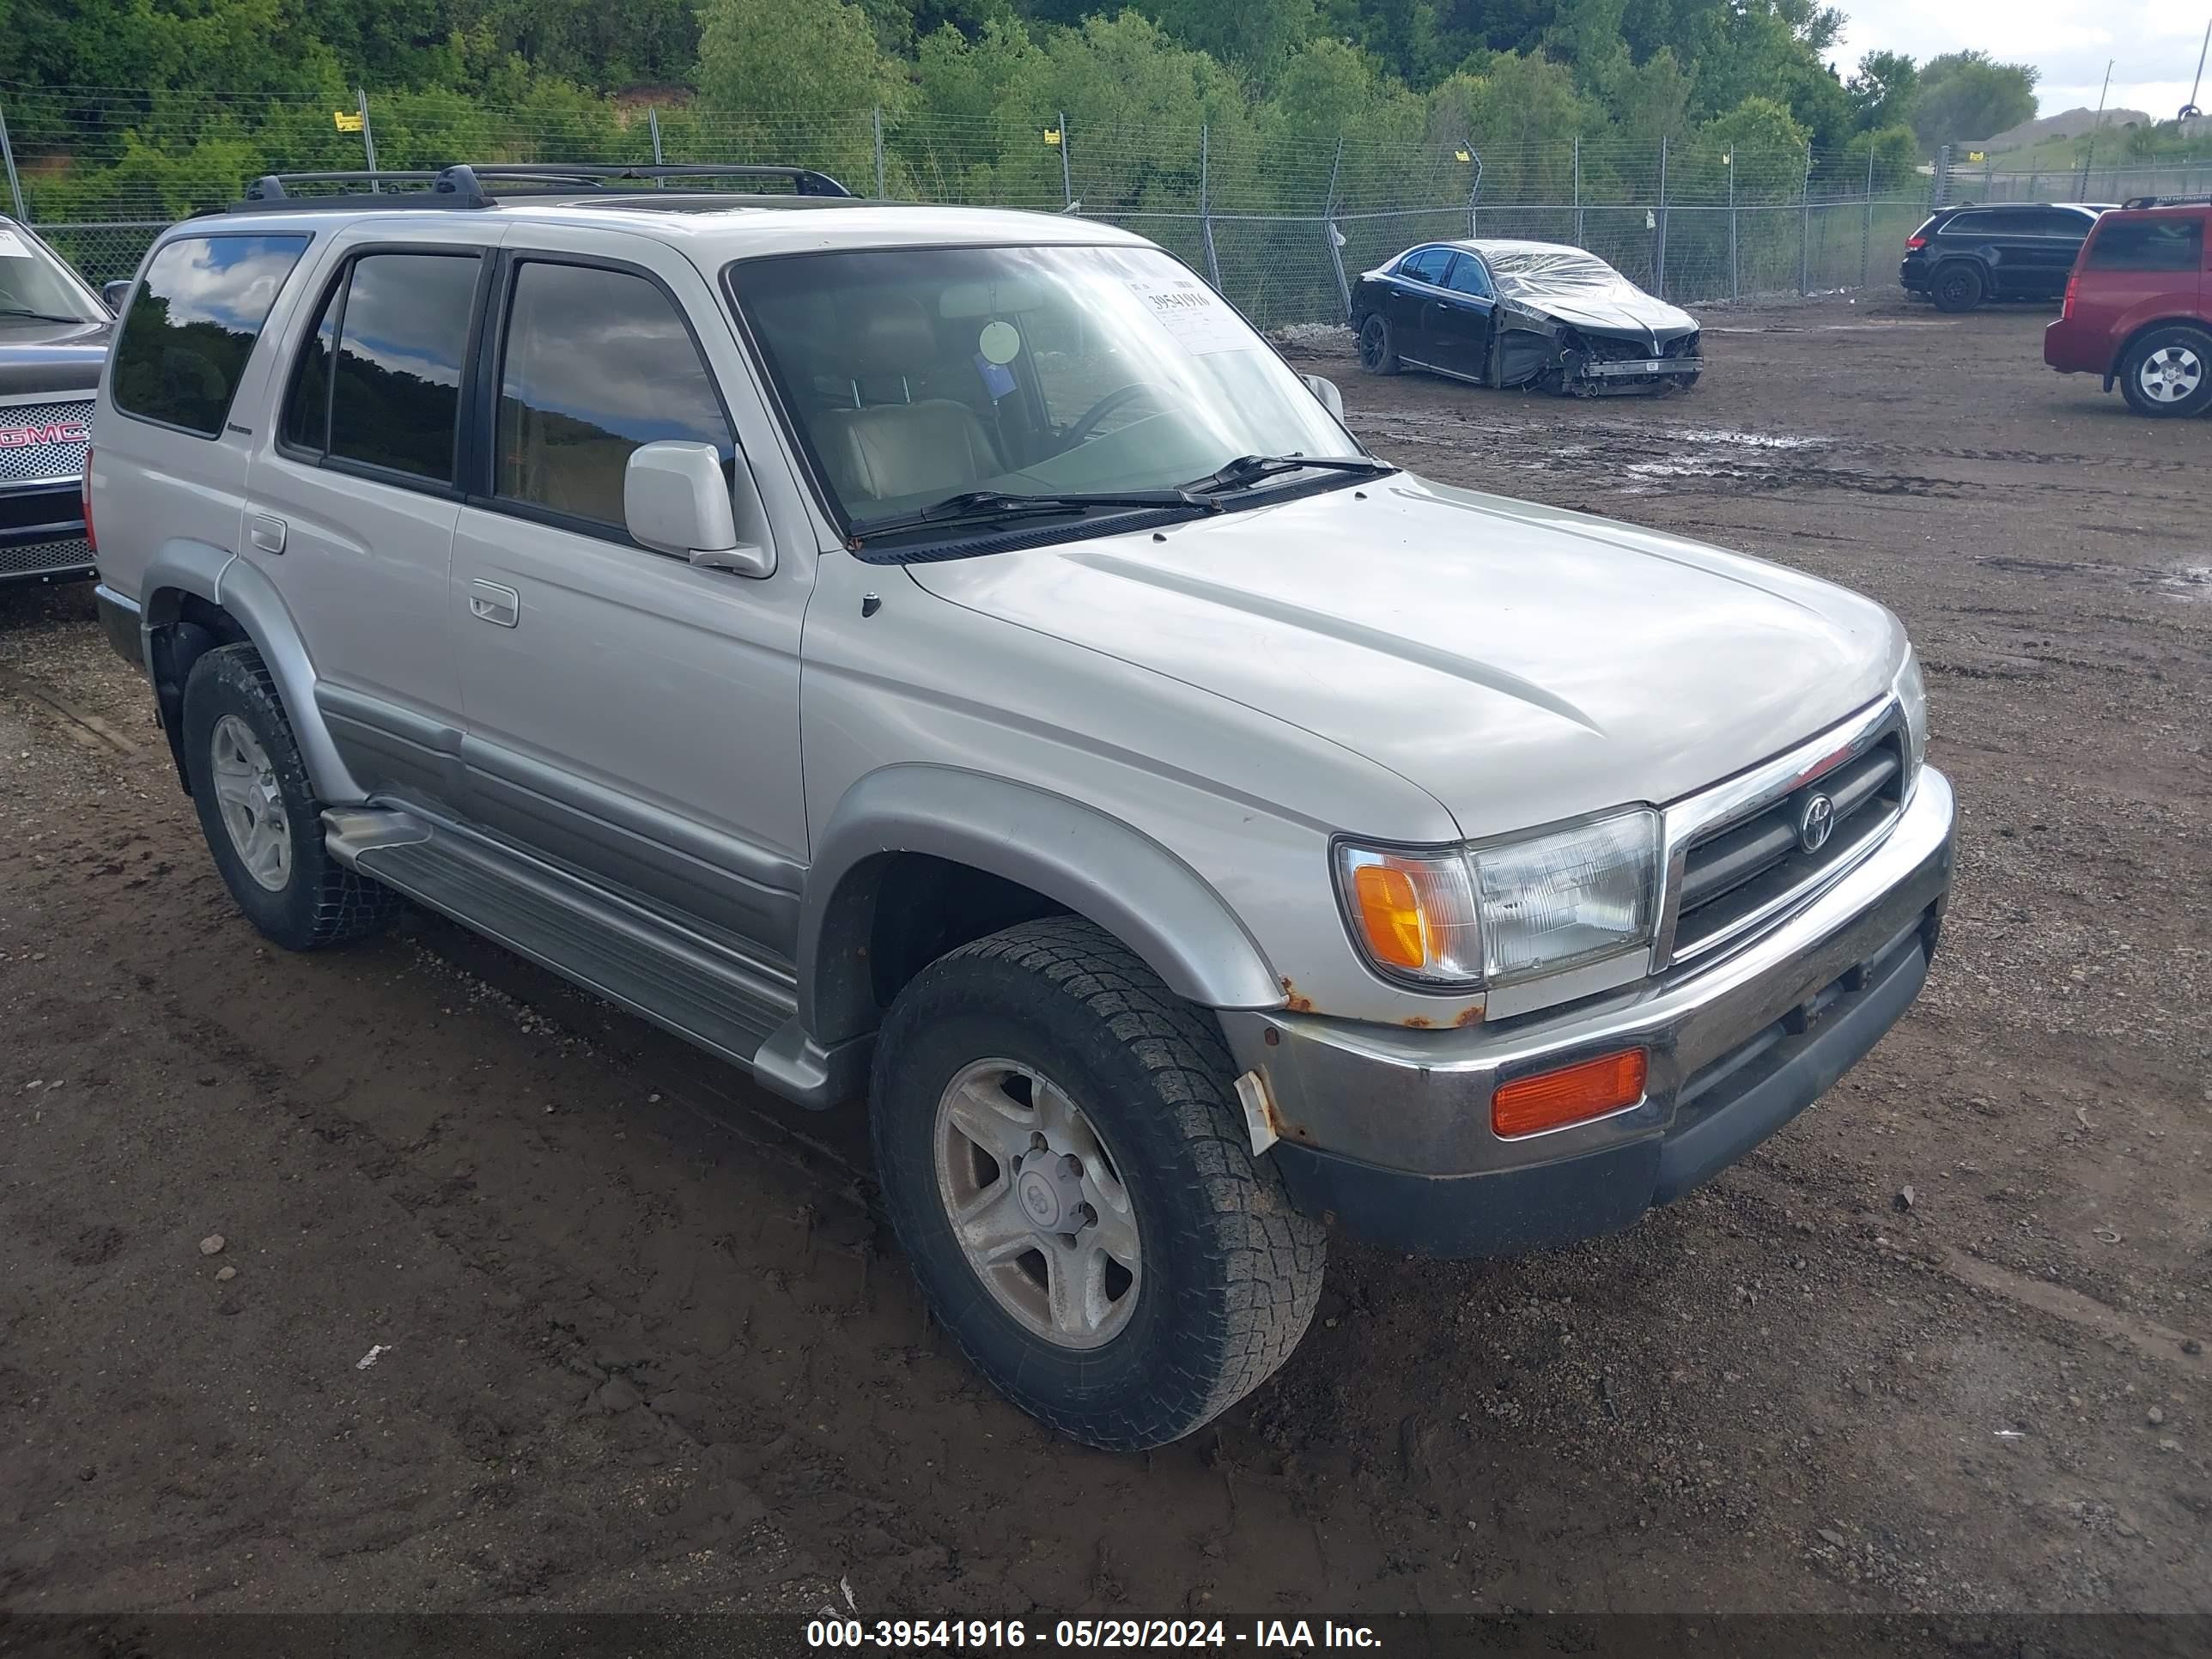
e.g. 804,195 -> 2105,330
0,420 -> 90,448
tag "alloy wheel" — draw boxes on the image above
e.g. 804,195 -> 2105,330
932,1058 -> 1141,1350
2136,343 -> 2203,404
209,714 -> 292,892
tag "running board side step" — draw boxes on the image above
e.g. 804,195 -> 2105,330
322,807 -> 870,1109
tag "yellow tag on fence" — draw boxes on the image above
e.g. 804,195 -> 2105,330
1454,149 -> 1471,162
1043,128 -> 1061,147
334,110 -> 364,132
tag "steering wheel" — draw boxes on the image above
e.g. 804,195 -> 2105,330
1059,381 -> 1172,448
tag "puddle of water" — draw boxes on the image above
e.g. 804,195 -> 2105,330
1668,428 -> 1824,451
2160,565 -> 2210,601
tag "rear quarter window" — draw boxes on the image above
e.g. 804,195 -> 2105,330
110,233 -> 311,437
2084,218 -> 2203,272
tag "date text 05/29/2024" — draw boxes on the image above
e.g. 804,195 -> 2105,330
805,1619 -> 1383,1650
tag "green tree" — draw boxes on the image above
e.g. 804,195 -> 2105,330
1149,0 -> 1318,90
695,0 -> 910,183
1845,50 -> 1917,134
1910,50 -> 2037,147
1842,121 -> 1922,191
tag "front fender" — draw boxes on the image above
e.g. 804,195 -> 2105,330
143,538 -> 365,804
799,764 -> 1284,1046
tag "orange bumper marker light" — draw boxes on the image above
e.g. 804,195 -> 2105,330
1492,1048 -> 1648,1139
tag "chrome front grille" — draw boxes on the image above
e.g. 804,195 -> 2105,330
0,398 -> 94,485
1659,701 -> 1909,969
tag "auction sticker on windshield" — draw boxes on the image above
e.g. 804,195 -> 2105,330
0,228 -> 33,259
1126,275 -> 1247,355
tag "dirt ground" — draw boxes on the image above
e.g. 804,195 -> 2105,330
1,294 -> 2205,1627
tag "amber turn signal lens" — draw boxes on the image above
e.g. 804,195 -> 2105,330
1491,1048 -> 1648,1139
1351,861 -> 1429,969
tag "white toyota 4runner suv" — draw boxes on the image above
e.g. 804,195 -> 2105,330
88,164 -> 1954,1450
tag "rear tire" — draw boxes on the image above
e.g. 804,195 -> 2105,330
1356,313 -> 1399,374
181,643 -> 402,951
2118,325 -> 2212,418
1930,263 -> 1984,313
868,917 -> 1325,1450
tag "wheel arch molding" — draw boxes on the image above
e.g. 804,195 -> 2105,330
799,766 -> 1283,1048
141,538 -> 363,805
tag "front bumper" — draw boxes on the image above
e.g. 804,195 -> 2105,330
0,482 -> 94,588
1223,767 -> 1955,1256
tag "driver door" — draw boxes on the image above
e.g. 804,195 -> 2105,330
449,242 -> 811,958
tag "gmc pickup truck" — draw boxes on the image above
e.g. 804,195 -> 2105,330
0,215 -> 110,589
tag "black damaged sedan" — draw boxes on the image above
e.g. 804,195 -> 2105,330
1353,239 -> 1701,395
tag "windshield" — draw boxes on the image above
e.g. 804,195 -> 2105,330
727,243 -> 1358,531
0,221 -> 103,323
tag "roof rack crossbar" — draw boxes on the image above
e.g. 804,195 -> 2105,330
236,161 -> 852,212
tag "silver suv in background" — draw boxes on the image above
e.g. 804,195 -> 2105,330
0,216 -> 112,589
88,164 -> 1954,1450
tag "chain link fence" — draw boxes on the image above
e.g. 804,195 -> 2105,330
1932,145 -> 2212,208
3,83 -> 1942,325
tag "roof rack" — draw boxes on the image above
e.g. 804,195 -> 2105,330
2118,194 -> 2212,210
234,162 -> 854,211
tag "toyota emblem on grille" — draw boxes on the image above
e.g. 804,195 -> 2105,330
1797,792 -> 1836,853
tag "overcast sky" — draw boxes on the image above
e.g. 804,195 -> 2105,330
1825,0 -> 2212,122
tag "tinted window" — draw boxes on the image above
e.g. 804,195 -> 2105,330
329,252 -> 478,483
496,262 -> 733,529
1400,248 -> 1451,283
280,277 -> 337,453
1937,211 -> 1996,237
110,234 -> 309,436
1444,255 -> 1493,297
2030,209 -> 2095,238
2086,218 -> 2203,272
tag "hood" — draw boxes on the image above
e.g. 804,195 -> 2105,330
0,318 -> 112,397
902,474 -> 1901,840
1504,283 -> 1698,343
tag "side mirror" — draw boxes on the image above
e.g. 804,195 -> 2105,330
1303,374 -> 1346,422
101,279 -> 132,313
623,441 -> 775,579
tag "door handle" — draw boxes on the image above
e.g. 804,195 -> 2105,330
248,514 -> 286,555
468,580 -> 520,628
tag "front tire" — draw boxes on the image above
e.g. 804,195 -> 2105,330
181,643 -> 401,951
2118,325 -> 2212,418
1356,313 -> 1400,374
869,917 -> 1325,1451
1930,263 -> 1984,313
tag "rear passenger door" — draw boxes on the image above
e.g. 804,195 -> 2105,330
243,232 -> 495,807
2014,209 -> 2094,298
1425,252 -> 1497,380
448,240 -> 810,960
1387,247 -> 1452,358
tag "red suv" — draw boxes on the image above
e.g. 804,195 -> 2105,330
2045,198 -> 2210,416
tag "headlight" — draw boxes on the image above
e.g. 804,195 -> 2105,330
1893,645 -> 1928,789
1335,808 -> 1662,988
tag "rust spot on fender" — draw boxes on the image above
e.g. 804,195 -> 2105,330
1401,1014 -> 1433,1028
1279,975 -> 1315,1014
1454,1004 -> 1486,1028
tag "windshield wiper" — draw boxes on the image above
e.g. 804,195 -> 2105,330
0,308 -> 91,325
850,488 -> 1219,544
1182,453 -> 1395,494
